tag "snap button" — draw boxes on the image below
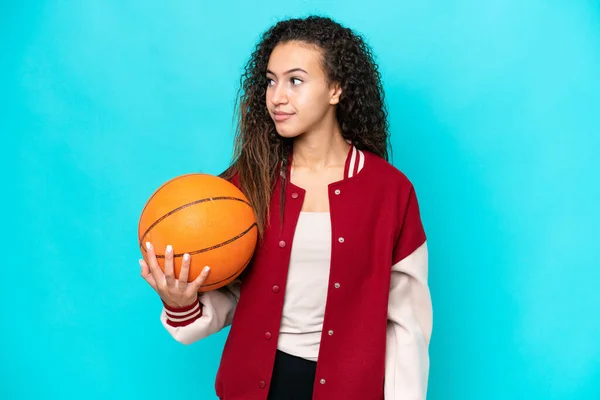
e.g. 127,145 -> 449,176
279,240 -> 286,248
328,330 -> 334,336
320,378 -> 326,384
334,189 -> 341,195
265,332 -> 272,340
259,380 -> 266,389
272,285 -> 280,293
291,192 -> 299,199
334,283 -> 341,289
338,237 -> 345,243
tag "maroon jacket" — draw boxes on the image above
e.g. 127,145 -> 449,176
204,145 -> 427,399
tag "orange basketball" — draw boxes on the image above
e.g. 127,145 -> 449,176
138,173 -> 257,292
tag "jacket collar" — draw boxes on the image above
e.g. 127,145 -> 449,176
343,143 -> 366,179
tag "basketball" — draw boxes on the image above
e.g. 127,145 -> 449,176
138,173 -> 258,292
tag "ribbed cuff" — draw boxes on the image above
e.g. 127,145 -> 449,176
162,298 -> 202,327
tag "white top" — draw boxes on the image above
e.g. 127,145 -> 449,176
277,211 -> 332,362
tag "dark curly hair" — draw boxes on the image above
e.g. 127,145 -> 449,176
221,15 -> 390,238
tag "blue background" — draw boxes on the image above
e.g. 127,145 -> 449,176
3,1 -> 599,399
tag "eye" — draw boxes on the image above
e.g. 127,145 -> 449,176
266,78 -> 275,86
291,77 -> 302,86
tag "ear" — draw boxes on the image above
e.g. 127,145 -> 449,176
329,82 -> 342,105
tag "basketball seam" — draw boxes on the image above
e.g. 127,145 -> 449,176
143,222 -> 257,257
137,173 -> 202,235
138,196 -> 252,248
139,224 -> 257,289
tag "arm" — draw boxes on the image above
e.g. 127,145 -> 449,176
385,242 -> 432,399
385,184 -> 432,399
160,279 -> 241,345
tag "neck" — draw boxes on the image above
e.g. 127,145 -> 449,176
291,116 -> 350,171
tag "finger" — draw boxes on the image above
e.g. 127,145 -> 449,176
145,242 -> 164,284
164,244 -> 175,285
191,266 -> 211,292
139,259 -> 158,291
178,253 -> 191,284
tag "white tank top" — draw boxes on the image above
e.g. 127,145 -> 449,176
277,211 -> 332,362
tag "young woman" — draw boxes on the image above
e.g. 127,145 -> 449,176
140,15 -> 432,400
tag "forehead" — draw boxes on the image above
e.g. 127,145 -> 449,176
267,41 -> 324,75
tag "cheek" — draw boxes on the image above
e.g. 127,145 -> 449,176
294,88 -> 328,113
301,92 -> 331,123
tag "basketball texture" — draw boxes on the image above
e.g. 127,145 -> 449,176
138,173 -> 257,292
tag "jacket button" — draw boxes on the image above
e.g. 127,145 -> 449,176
259,380 -> 266,389
334,189 -> 341,195
334,283 -> 341,289
279,240 -> 286,248
291,192 -> 299,199
265,332 -> 272,340
328,330 -> 334,336
338,237 -> 345,243
272,285 -> 280,293
320,378 -> 326,384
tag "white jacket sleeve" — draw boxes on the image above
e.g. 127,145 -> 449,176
160,279 -> 241,345
385,242 -> 432,399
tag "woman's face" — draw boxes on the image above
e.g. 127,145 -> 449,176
266,41 -> 341,138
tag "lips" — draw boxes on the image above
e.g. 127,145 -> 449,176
273,111 -> 294,122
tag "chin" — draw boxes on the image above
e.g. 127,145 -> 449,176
275,126 -> 303,139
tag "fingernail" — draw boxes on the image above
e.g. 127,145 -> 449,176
139,259 -> 143,267
166,244 -> 172,253
145,242 -> 151,250
183,253 -> 189,261
204,266 -> 210,273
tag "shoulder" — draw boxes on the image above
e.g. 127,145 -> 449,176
361,150 -> 416,194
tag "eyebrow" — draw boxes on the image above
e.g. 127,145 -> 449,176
266,68 -> 309,76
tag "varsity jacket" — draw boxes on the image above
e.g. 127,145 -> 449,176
160,145 -> 432,399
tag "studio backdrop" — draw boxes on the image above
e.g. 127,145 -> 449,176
3,1 -> 599,399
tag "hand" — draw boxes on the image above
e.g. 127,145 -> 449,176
139,241 -> 210,308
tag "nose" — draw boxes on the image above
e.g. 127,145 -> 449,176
269,82 -> 288,106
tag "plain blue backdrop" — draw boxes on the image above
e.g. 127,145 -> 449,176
3,1 -> 599,399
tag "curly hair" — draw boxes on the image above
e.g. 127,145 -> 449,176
221,15 -> 390,238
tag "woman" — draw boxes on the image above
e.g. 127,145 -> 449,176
140,15 -> 432,400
